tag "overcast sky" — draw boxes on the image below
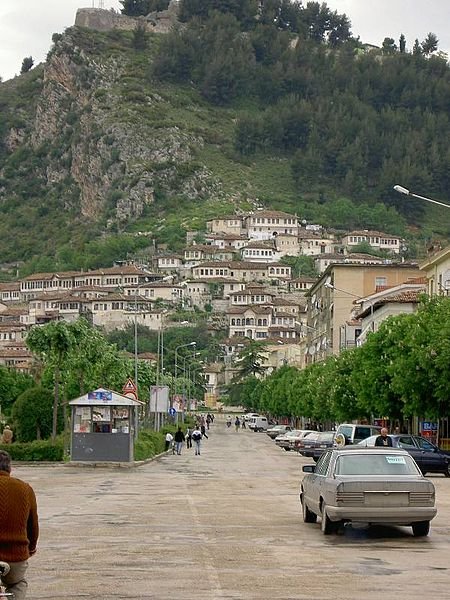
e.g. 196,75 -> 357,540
1,1 -> 449,81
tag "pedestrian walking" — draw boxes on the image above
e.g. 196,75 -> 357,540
201,424 -> 208,439
174,427 -> 185,455
1,425 -> 13,444
186,427 -> 192,449
165,432 -> 174,451
192,427 -> 202,455
235,417 -> 241,432
241,418 -> 246,429
0,450 -> 39,600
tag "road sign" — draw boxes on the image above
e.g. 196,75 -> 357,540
168,407 -> 177,416
122,378 -> 137,394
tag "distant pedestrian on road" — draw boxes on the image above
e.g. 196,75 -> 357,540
0,449 -> 39,600
186,427 -> 192,449
201,424 -> 208,439
235,417 -> 241,432
174,427 -> 185,455
241,418 -> 246,430
192,427 -> 202,455
165,432 -> 174,452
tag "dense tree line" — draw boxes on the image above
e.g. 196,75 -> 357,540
152,2 -> 450,217
230,297 -> 450,424
120,0 -> 169,16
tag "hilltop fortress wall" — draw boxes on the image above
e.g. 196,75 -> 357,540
75,1 -> 179,34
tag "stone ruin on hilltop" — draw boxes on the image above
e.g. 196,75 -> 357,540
75,0 -> 179,34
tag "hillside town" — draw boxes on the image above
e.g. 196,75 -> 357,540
0,209 -> 448,406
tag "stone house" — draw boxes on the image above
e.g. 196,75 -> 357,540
342,230 -> 404,255
245,210 -> 300,241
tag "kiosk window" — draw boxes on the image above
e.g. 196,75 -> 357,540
73,407 -> 91,433
112,408 -> 130,433
92,406 -> 112,433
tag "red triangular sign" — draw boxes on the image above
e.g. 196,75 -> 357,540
122,378 -> 137,394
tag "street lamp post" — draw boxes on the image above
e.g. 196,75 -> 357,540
393,185 -> 450,209
174,342 -> 196,398
182,350 -> 200,411
134,283 -> 149,400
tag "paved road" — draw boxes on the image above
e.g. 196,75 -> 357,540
13,418 -> 450,599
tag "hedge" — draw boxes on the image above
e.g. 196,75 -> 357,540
0,438 -> 64,461
134,428 -> 167,461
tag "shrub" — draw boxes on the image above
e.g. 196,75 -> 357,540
134,428 -> 165,460
0,438 -> 64,461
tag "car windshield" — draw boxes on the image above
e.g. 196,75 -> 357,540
335,453 -> 420,476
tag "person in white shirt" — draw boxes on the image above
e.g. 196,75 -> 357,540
165,432 -> 174,451
191,427 -> 202,455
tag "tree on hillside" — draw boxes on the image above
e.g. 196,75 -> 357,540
179,0 -> 258,26
399,34 -> 406,53
120,0 -> 168,16
20,56 -> 34,74
412,38 -> 422,56
233,341 -> 267,382
421,32 -> 438,56
280,255 -> 318,278
382,37 -> 397,55
132,22 -> 148,50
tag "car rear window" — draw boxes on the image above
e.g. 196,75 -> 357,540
335,454 -> 420,476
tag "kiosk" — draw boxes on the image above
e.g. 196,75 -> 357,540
69,388 -> 143,462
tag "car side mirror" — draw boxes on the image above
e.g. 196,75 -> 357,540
302,465 -> 315,473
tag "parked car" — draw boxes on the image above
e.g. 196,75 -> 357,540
357,434 -> 450,477
275,429 -> 305,451
293,431 -> 320,453
266,424 -> 292,439
248,416 -> 269,432
300,431 -> 336,461
300,447 -> 437,537
334,423 -> 382,446
243,413 -> 259,422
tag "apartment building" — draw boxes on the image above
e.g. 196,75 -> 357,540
306,262 -> 421,362
419,245 -> 450,295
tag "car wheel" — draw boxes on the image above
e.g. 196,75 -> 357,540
284,447 -> 291,451
412,521 -> 430,537
302,494 -> 317,523
445,464 -> 450,478
320,502 -> 336,535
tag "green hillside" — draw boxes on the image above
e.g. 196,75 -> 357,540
0,1 -> 449,276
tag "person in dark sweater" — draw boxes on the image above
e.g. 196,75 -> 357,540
174,427 -> 186,455
374,428 -> 393,447
0,450 -> 39,599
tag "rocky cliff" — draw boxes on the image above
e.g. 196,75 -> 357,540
0,18 -> 227,267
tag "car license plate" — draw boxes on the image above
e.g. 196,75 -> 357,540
364,491 -> 409,507
320,444 -> 327,448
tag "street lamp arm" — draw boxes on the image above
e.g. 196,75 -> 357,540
393,185 -> 450,209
